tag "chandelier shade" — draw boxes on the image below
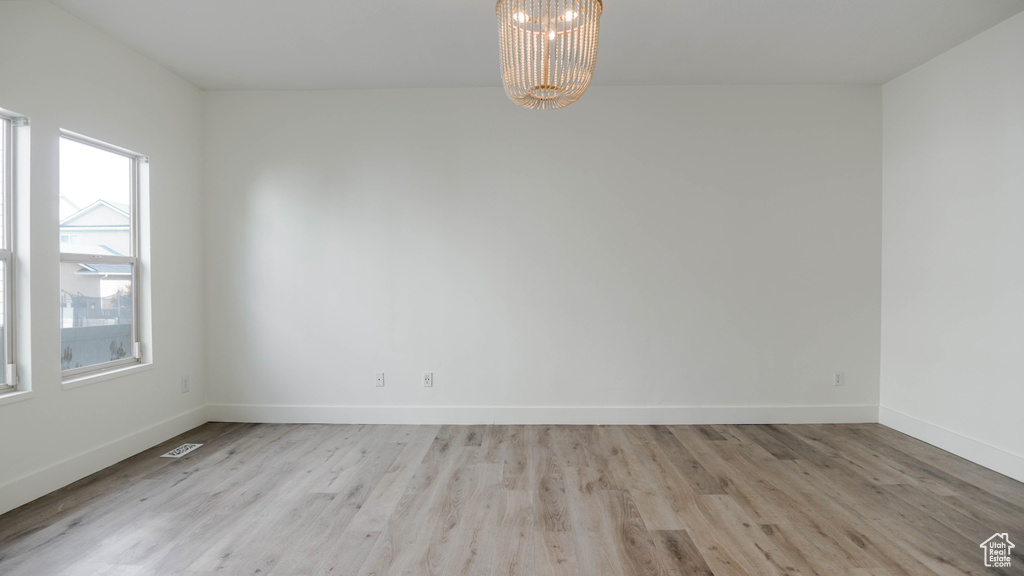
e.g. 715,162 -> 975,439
496,0 -> 602,110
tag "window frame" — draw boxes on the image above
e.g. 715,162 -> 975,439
59,130 -> 146,379
0,107 -> 25,393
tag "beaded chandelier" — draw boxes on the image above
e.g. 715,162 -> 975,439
496,0 -> 603,110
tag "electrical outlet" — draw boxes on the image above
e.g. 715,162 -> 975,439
181,376 -> 190,394
833,371 -> 844,386
422,372 -> 433,388
375,372 -> 385,387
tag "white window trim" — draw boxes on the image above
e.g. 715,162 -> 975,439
0,107 -> 25,396
61,362 -> 152,391
59,130 -> 148,382
0,390 -> 33,406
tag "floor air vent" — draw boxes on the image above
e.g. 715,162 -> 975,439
161,443 -> 203,458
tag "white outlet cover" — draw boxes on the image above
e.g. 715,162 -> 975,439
423,372 -> 433,387
375,372 -> 385,387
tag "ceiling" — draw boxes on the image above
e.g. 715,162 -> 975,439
48,0 -> 1024,91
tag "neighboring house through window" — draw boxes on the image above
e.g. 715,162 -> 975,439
59,132 -> 146,377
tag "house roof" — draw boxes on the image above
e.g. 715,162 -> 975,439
76,263 -> 132,276
60,199 -> 129,227
64,244 -> 124,257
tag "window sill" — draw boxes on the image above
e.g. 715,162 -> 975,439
62,361 -> 153,391
0,390 -> 34,407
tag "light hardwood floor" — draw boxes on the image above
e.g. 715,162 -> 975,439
0,423 -> 1021,575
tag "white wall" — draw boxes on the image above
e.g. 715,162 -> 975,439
0,1 -> 206,514
880,12 -> 1024,481
204,85 -> 882,424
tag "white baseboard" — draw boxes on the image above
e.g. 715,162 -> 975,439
205,403 -> 879,426
0,406 -> 207,516
879,406 -> 1024,483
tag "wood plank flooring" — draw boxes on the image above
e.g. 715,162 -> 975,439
1,423 -> 1022,575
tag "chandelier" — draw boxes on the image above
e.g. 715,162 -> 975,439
496,0 -> 603,110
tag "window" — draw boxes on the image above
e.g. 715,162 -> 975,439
59,132 -> 146,377
0,108 -> 25,392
